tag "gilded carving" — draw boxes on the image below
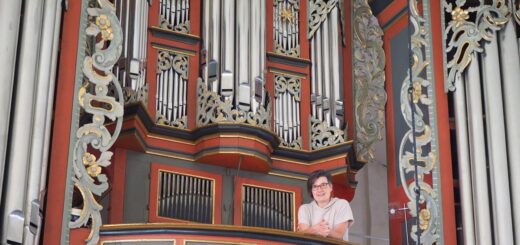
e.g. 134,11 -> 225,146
443,0 -> 510,91
352,0 -> 386,163
274,75 -> 302,149
159,0 -> 190,33
307,0 -> 338,38
70,1 -> 124,244
310,116 -> 345,150
275,43 -> 301,57
274,75 -> 301,101
196,78 -> 272,129
157,114 -> 188,128
399,0 -> 441,243
280,137 -> 303,149
274,0 -> 301,57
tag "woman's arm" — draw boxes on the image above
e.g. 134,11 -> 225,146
327,220 -> 352,239
298,220 -> 331,237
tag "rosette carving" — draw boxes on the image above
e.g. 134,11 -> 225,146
70,1 -> 124,244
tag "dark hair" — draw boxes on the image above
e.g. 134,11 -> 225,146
306,170 -> 332,198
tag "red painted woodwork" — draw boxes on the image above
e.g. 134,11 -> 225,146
343,0 -> 354,140
108,148 -> 127,224
148,163 -> 223,224
42,0 -> 82,244
430,0 -> 457,243
376,0 -> 407,28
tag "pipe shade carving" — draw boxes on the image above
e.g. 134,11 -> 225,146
274,0 -> 301,57
352,0 -> 386,163
443,0 -> 510,91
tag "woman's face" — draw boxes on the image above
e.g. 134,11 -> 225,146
311,176 -> 332,203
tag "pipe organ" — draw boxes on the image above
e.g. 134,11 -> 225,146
29,0 -> 364,243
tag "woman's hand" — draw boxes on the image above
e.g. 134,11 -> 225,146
311,220 -> 331,237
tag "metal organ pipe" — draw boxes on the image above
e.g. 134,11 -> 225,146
465,54 -> 492,245
2,0 -> 44,243
329,9 -> 343,128
453,75 -> 476,245
498,20 -> 520,243
201,0 -> 266,115
309,5 -> 344,129
481,32 -> 514,245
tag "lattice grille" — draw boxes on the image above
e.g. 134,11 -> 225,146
157,170 -> 214,223
242,185 -> 294,231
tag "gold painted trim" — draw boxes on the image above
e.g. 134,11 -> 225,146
152,44 -> 196,57
150,26 -> 201,40
155,123 -> 192,132
240,183 -> 297,232
269,68 -> 307,79
267,51 -> 311,63
267,171 -> 307,181
146,150 -> 195,162
184,239 -> 256,245
100,223 -> 349,245
271,153 -> 348,165
275,140 -> 353,153
102,239 -> 175,244
195,150 -> 270,164
155,169 -> 217,224
147,134 -> 194,145
195,133 -> 274,152
330,168 -> 347,176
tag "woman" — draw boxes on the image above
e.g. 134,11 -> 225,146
298,170 -> 354,241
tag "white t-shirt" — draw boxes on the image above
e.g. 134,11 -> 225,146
298,197 -> 354,241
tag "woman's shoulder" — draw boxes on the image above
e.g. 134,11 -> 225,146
298,201 -> 312,210
332,197 -> 351,207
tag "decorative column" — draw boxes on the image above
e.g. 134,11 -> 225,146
397,0 -> 447,243
352,0 -> 386,163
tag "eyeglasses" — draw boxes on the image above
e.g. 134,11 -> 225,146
312,182 -> 330,191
